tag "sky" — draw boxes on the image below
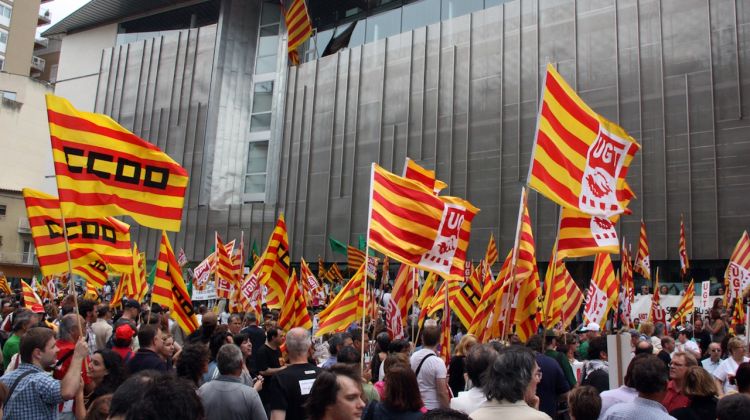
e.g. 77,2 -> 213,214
37,0 -> 91,36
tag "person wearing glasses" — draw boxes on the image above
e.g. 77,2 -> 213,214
713,337 -> 749,395
701,343 -> 723,375
663,352 -> 699,411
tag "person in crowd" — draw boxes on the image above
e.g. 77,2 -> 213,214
600,354 -> 672,420
423,408 -> 472,420
658,336 -> 675,368
54,313 -> 92,420
692,318 -> 711,357
175,342 -> 210,388
451,343 -> 496,414
204,329 -> 234,382
369,332 -> 390,385
526,333 -> 570,418
410,325 -> 450,410
258,326 -> 286,410
322,332 -> 353,369
108,371 -> 205,420
701,342 -> 722,375
716,393 -> 750,420
735,362 -> 750,395
2,309 -> 37,370
305,364 -> 366,420
127,324 -> 169,374
336,345 -> 379,402
709,308 -> 727,344
469,345 -> 549,420
599,353 -> 643,415
373,352 -> 411,400
0,327 -> 88,419
449,334 -> 478,396
240,312 -> 267,375
662,351 -> 699,411
85,349 -> 125,408
567,385 -> 600,420
580,336 -> 609,393
668,366 -> 718,420
227,313 -> 243,335
556,333 -> 579,367
78,299 -> 99,355
91,305 -> 112,352
111,324 -> 135,363
186,311 -> 218,345
542,330 -> 576,388
377,338 -> 411,381
268,327 -> 321,420
638,321 -> 661,352
159,333 -> 179,368
363,364 -> 424,419
635,339 -> 654,355
713,336 -> 749,395
233,333 -> 258,387
675,328 -> 701,359
113,299 -> 140,334
198,343 -> 267,419
350,327 -> 369,360
84,394 -> 111,420
576,322 -> 600,360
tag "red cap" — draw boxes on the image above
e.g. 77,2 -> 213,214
115,324 -> 135,341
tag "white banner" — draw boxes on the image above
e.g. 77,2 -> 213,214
700,281 -> 711,309
191,280 -> 216,300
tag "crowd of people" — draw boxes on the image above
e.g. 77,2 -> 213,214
0,284 -> 748,420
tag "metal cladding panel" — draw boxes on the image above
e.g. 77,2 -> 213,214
276,0 -> 750,276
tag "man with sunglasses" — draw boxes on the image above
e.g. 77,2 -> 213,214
702,342 -> 723,375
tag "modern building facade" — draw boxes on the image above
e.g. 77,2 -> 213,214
41,0 -> 750,284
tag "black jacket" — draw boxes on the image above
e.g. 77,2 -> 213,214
127,348 -> 170,374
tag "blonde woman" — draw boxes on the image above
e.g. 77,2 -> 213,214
449,334 -> 478,396
714,337 -> 749,395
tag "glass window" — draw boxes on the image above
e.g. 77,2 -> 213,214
246,141 -> 269,174
0,5 -> 11,18
346,21 -> 366,50
441,0 -> 483,20
315,28 -> 335,57
365,8 -> 401,43
261,2 -> 281,25
0,30 -> 8,54
402,0 -> 441,32
252,81 -> 273,113
255,55 -> 276,74
257,35 -> 279,57
0,204 -> 6,216
244,174 -> 267,194
260,25 -> 278,36
484,0 -> 510,8
250,113 -> 272,132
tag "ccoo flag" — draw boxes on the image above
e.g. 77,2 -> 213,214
152,231 -> 199,334
528,64 -> 639,218
46,95 -> 188,232
23,188 -> 132,277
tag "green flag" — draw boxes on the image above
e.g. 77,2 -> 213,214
146,263 -> 157,286
247,240 -> 260,266
329,236 -> 348,256
358,234 -> 375,256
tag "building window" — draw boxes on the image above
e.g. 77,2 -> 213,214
250,81 -> 273,133
0,4 -> 10,27
22,240 -> 35,264
244,140 -> 268,198
0,204 -> 6,216
0,29 -> 8,54
256,1 -> 280,74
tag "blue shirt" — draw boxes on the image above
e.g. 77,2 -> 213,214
601,396 -> 676,420
0,363 -> 65,420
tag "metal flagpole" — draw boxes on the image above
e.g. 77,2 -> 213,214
501,187 -> 528,341
58,210 -> 85,336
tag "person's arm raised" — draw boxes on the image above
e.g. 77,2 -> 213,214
60,339 -> 88,400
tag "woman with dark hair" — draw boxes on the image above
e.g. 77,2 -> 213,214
84,394 -> 112,420
370,332 -> 390,384
175,343 -> 211,388
669,366 -> 718,420
449,334 -> 478,396
470,345 -> 549,420
306,364 -> 366,420
363,365 -> 425,419
85,349 -> 127,408
204,329 -> 234,383
709,308 -> 727,344
232,333 -> 261,390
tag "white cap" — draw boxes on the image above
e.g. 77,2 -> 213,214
582,322 -> 601,332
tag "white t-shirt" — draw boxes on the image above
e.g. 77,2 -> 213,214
713,356 -> 750,394
675,339 -> 700,357
410,348 -> 447,410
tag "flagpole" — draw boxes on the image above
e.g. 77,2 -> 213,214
58,210 -> 85,337
362,163 -> 375,376
543,206 -> 563,329
411,268 -> 417,345
501,187 -> 528,342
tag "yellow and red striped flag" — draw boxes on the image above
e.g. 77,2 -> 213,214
402,157 -> 447,194
152,231 -> 199,334
256,215 -> 291,309
724,231 -> 750,301
417,271 -> 437,309
278,270 -> 312,331
513,260 -> 542,343
468,251 -> 508,339
74,260 -> 109,289
391,264 -> 418,326
368,164 -> 478,281
557,208 -> 620,258
328,263 -> 344,282
426,279 -> 461,318
561,277 -> 584,330
23,188 -> 133,277
0,275 -> 12,295
679,215 -> 690,275
450,261 -> 484,330
215,233 -> 235,299
284,0 -> 312,65
583,253 -> 619,329
620,240 -> 634,301
110,275 -> 127,307
21,279 -> 45,313
542,247 -> 568,329
649,270 -> 666,325
300,258 -> 321,295
635,220 -> 651,280
347,245 -> 366,273
122,245 -> 147,301
528,64 -> 640,218
485,234 -> 499,267
439,309 -> 451,364
669,280 -> 695,328
731,295 -> 746,330
45,95 -> 188,232
315,263 -> 366,336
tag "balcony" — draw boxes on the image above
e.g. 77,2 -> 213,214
31,55 -> 45,72
38,10 -> 51,26
17,218 -> 30,234
34,38 -> 48,50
